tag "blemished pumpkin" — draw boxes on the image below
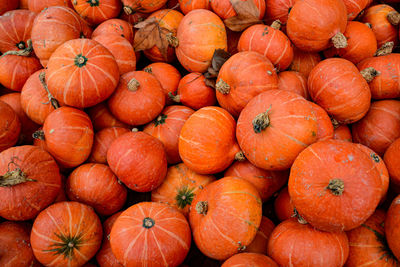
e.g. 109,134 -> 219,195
92,18 -> 135,44
385,195 -> 400,262
0,100 -> 21,152
342,0 -> 370,20
222,253 -> 278,267
179,0 -> 210,14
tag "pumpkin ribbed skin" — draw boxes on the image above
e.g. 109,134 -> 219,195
216,51 -> 279,118
151,163 -> 215,217
0,1 -> 19,15
237,89 -> 318,171
122,0 -> 167,13
0,101 -> 21,152
179,0 -> 210,14
179,106 -> 241,174
352,100 -> 400,156
274,187 -> 294,221
278,71 -> 309,99
42,106 -> 94,168
343,0 -> 371,20
289,139 -> 382,231
384,137 -> 400,186
308,58 -> 371,124
267,219 -> 349,266
189,177 -> 263,260
46,38 -> 119,108
143,105 -> 194,164
72,0 -> 121,25
92,19 -> 134,43
110,202 -> 191,266
176,9 -> 227,73
0,145 -> 61,221
28,0 -> 73,12
264,0 -> 294,28
244,216 -> 275,255
238,24 -> 293,71
289,47 -> 321,78
211,0 -> 265,20
31,201 -> 103,267
385,195 -> 400,262
222,253 -> 278,267
333,124 -> 353,142
311,102 -> 334,141
287,0 -> 347,52
88,102 -> 129,131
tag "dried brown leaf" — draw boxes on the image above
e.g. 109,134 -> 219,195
224,0 -> 262,32
204,49 -> 231,88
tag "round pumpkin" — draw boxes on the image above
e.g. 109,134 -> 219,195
385,195 -> 400,262
72,0 -> 121,25
264,0 -> 294,28
179,0 -> 210,14
310,102 -> 334,141
87,102 -> 129,131
92,18 -> 134,43
0,0 -> 19,15
288,139 -> 382,231
189,176 -> 262,260
343,0 -> 371,20
28,0 -> 73,12
31,201 -> 103,267
289,47 -> 321,78
274,187 -> 294,221
333,124 -> 352,142
384,137 -> 400,186
211,0 -> 265,20
244,216 -> 275,255
0,101 -> 21,152
110,201 -> 191,266
122,0 -> 168,14
222,253 -> 278,267
278,71 -> 309,100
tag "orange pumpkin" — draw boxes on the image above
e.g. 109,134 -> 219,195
28,0 -> 73,12
222,253 -> 278,267
384,137 -> 400,186
333,124 -> 352,142
244,216 -> 275,255
72,0 -> 121,25
87,102 -> 129,131
211,0 -> 265,20
278,71 -> 309,100
343,0 -> 371,20
179,0 -> 210,14
289,47 -> 321,78
122,0 -> 168,13
310,102 -> 334,141
92,18 -> 134,43
385,195 -> 400,262
264,0 -> 294,29
0,100 -> 21,152
0,1 -> 19,15
274,187 -> 294,221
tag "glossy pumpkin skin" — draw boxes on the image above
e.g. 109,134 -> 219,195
0,145 -> 61,220
308,58 -> 371,124
143,105 -> 194,164
224,160 -> 289,202
352,100 -> 400,156
384,137 -> 400,186
237,89 -> 318,171
176,9 -> 227,73
333,124 -> 353,142
72,0 -> 121,25
189,177 -> 263,260
151,163 -> 215,217
0,1 -> 19,15
310,102 -> 334,141
289,139 -> 382,231
107,131 -> 167,192
88,127 -> 130,164
87,102 -> 129,132
110,202 -> 191,266
46,38 -> 120,108
31,201 -> 103,267
108,71 -> 165,126
264,0 -> 295,28
216,51 -> 279,118
28,0 -> 73,12
244,217 -> 275,255
289,47 -> 321,78
122,0 -> 168,13
179,0 -> 210,14
357,54 -> 400,99
210,0 -> 265,20
238,24 -> 293,71
267,219 -> 349,266
42,106 -> 94,168
66,163 -> 127,216
386,195 -> 400,262
222,253 -> 279,267
343,0 -> 371,20
274,187 -> 294,221
287,0 -> 348,52
346,209 -> 399,267
0,101 -> 21,152
92,18 -> 134,44
278,71 -> 309,100
179,106 -> 241,174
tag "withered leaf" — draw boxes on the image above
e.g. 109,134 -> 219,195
224,0 -> 262,32
204,49 -> 231,88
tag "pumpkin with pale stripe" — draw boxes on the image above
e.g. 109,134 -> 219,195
28,0 -> 73,12
289,47 -> 321,78
92,18 -> 134,43
72,0 -> 121,25
244,216 -> 275,254
278,71 -> 309,99
222,253 -> 278,267
0,101 -> 21,152
87,102 -> 129,131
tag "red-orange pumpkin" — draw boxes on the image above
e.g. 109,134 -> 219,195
122,0 -> 168,13
244,216 -> 275,255
28,0 -> 73,12
0,100 -> 21,152
20,0 -> 28,8
289,47 -> 321,78
278,71 -> 309,100
343,0 -> 371,20
264,0 -> 294,28
31,201 -> 103,267
0,145 -> 61,220
333,124 -> 353,142
310,102 -> 334,141
289,139 -> 382,231
72,0 -> 121,25
384,137 -> 400,186
179,0 -> 210,14
237,89 -> 318,171
222,253 -> 278,267
110,202 -> 191,266
92,18 -> 134,43
385,195 -> 400,262
87,102 -> 129,131
0,1 -> 19,15
211,0 -> 265,20
274,187 -> 294,221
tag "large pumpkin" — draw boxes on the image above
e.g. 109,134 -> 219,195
288,139 -> 382,231
385,195 -> 400,262
384,137 -> 400,186
0,100 -> 21,152
28,0 -> 73,12
72,0 -> 121,25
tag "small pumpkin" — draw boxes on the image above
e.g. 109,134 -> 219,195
87,102 -> 129,132
0,100 -> 21,152
278,71 -> 309,100
92,18 -> 134,43
333,124 -> 353,142
384,137 -> 400,186
0,1 -> 19,15
343,0 -> 371,20
222,253 -> 278,267
385,195 -> 400,262
72,0 -> 121,25
310,102 -> 334,141
289,47 -> 321,78
122,0 -> 168,14
274,187 -> 294,221
211,0 -> 265,20
264,0 -> 294,28
244,216 -> 275,255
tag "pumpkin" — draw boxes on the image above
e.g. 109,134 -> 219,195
72,0 -> 121,25
37,106 -> 94,168
352,100 -> 400,156
87,102 -> 129,131
189,176 -> 262,260
92,34 -> 136,75
179,0 -> 210,14
119,9 -> 149,25
46,38 -> 119,108
236,89 -> 318,171
333,124 -> 353,142
264,0 -> 294,29
222,253 -> 278,267
289,47 -> 321,78
384,137 -> 400,186
110,202 -> 191,266
357,53 -> 400,99
224,160 -> 289,202
215,51 -> 279,118
171,72 -> 217,110
0,100 -> 21,152
385,195 -> 400,261
0,145 -> 61,220
0,221 -> 36,266
278,71 -> 309,100
108,71 -> 165,126
107,131 -> 167,192
143,62 -> 181,105
54,173 -> 67,203
310,102 -> 334,141
244,217 -> 275,255
274,187 -> 294,221
176,9 -> 227,73
286,0 -> 348,52
143,105 -> 194,164
92,18 -> 134,43
28,0 -> 73,12
88,127 -> 130,164
20,0 -> 28,8
343,0 -> 371,20
289,139 -> 382,231
308,58 -> 371,124
237,23 -> 293,71
179,106 -> 241,174
31,201 -> 103,267
66,163 -> 127,216
151,163 -> 215,217
122,0 -> 168,14
0,1 -> 19,15
346,209 -> 399,266
210,0 -> 265,20
267,219 -> 349,266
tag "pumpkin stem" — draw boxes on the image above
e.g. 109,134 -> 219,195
365,22 -> 372,28
143,217 -> 155,228
270,20 -> 282,30
1,39 -> 33,57
195,201 -> 208,215
166,32 -> 179,47
387,11 -> 400,26
331,32 -> 347,49
32,130 -> 45,141
143,67 -> 152,73
327,179 -> 344,196
123,6 -> 133,15
154,114 -> 167,126
176,186 -> 195,209
39,72 -> 60,109
131,128 -> 139,132
374,42 -> 394,57
0,168 -> 36,186
293,208 -> 308,224
215,79 -> 230,94
330,117 -> 340,129
168,92 -> 181,103
127,78 -> 140,91
360,67 -> 380,83
252,105 -> 272,133
234,151 -> 246,161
